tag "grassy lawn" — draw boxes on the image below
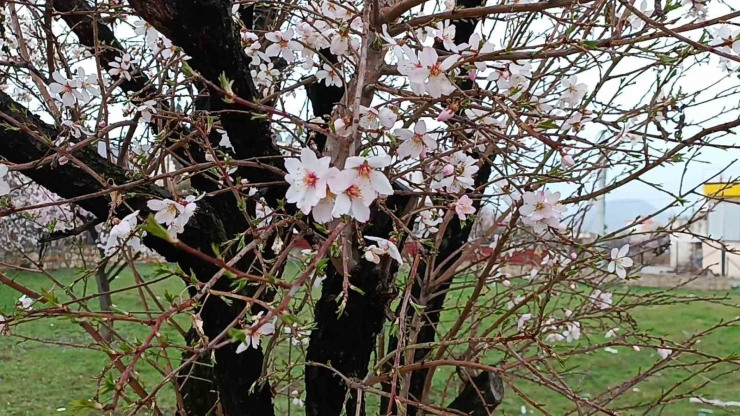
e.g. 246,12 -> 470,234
0,265 -> 186,415
1,265 -> 739,415
436,282 -> 740,416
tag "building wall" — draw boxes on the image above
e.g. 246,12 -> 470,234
1,245 -> 164,271
702,241 -> 740,278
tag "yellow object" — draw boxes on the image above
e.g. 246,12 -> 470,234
704,183 -> 740,197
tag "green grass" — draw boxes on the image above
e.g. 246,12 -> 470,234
0,265 -> 185,415
1,266 -> 739,415
435,282 -> 740,416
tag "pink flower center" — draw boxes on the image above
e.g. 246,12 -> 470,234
357,162 -> 372,178
347,185 -> 361,198
429,64 -> 442,77
303,171 -> 318,188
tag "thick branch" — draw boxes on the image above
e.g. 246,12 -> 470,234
305,193 -> 415,416
0,91 -> 273,415
128,0 -> 284,194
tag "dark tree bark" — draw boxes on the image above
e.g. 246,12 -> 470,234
127,0 -> 283,192
447,371 -> 505,415
305,192 -> 414,416
305,48 -> 344,153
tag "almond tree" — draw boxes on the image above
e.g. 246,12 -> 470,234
1,0 -> 740,415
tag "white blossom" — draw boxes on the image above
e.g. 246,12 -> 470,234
359,106 -> 396,130
517,313 -> 532,330
364,236 -> 403,264
216,128 -> 234,151
236,314 -> 276,352
608,244 -> 633,279
394,45 -> 426,96
48,71 -> 83,107
332,32 -> 359,57
559,75 -> 588,107
147,199 -> 182,226
409,47 -> 459,98
136,100 -> 157,123
61,120 -> 91,138
134,20 -> 158,49
108,53 -> 133,81
0,164 -> 11,196
154,37 -> 176,60
330,170 -> 372,222
628,0 -> 653,31
316,64 -> 343,87
435,21 -> 458,53
519,190 -> 565,233
590,290 -> 613,309
395,120 -> 437,160
322,1 -> 350,20
265,29 -> 303,63
291,390 -> 305,407
18,295 -> 33,310
459,33 -> 495,72
99,211 -> 143,255
563,322 -> 581,342
657,348 -> 672,359
285,148 -> 332,214
545,333 -> 566,342
431,151 -> 479,193
312,168 -> 341,223
415,202 -> 443,236
562,112 -> 591,133
343,156 -> 393,204
75,68 -> 100,103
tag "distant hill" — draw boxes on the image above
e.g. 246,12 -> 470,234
578,199 -> 674,234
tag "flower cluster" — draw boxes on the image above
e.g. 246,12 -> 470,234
147,195 -> 201,237
98,211 -> 145,256
285,149 -> 393,224
48,69 -> 100,107
519,190 -> 566,233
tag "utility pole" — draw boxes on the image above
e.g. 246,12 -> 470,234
595,131 -> 608,236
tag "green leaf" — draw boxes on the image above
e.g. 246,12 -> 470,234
231,276 -> 248,291
281,314 -> 300,326
142,216 -> 173,242
69,399 -> 103,411
181,60 -> 195,77
211,243 -> 222,257
219,72 -> 235,103
228,328 -> 246,342
536,120 -> 559,130
40,289 -> 58,306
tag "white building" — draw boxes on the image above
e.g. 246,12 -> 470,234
701,183 -> 740,277
669,217 -> 706,271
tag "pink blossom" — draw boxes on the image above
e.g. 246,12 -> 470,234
453,195 -> 476,220
561,154 -> 575,168
437,108 -> 454,122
